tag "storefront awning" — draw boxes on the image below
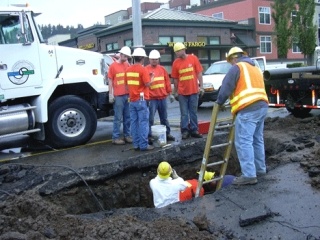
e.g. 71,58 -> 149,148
236,35 -> 259,48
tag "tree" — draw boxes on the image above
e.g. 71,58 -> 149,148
271,0 -> 295,60
292,0 -> 317,65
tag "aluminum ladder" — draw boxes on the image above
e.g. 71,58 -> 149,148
195,103 -> 235,197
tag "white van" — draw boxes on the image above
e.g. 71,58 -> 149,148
199,56 -> 266,106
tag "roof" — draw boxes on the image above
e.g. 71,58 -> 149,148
236,34 -> 259,47
95,8 -> 236,36
144,8 -> 234,23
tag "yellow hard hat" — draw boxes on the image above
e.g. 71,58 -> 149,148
173,42 -> 186,52
226,46 -> 247,62
157,161 -> 172,179
197,171 -> 215,181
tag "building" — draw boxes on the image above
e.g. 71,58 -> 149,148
92,8 -> 258,72
189,0 -> 320,64
47,34 -> 71,45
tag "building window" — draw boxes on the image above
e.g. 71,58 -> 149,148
177,6 -> 181,11
259,7 -> 271,24
118,16 -> 122,23
197,36 -> 220,45
291,10 -> 299,23
173,36 -> 185,43
292,38 -> 301,53
260,36 -> 271,53
124,39 -> 133,47
159,37 -> 171,45
210,50 -> 220,60
209,37 -> 220,45
318,13 -> 320,28
212,12 -> 224,19
106,42 -> 119,51
197,36 -> 208,44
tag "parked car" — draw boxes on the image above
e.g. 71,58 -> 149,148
199,57 -> 266,106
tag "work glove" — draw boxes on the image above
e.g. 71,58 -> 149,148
199,88 -> 205,98
214,102 -> 226,111
169,94 -> 175,103
109,94 -> 115,104
171,169 -> 179,179
174,92 -> 179,101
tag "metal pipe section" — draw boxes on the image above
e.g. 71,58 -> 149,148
263,66 -> 320,81
132,0 -> 143,47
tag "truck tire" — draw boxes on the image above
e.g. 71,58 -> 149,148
46,96 -> 97,148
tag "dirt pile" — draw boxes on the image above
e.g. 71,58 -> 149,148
1,114 -> 320,239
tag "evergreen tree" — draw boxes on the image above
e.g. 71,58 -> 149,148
293,0 -> 317,65
271,0 -> 295,59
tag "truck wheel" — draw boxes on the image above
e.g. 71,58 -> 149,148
46,96 -> 97,148
286,107 -> 311,118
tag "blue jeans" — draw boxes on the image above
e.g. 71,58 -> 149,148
178,94 -> 199,133
149,98 -> 171,136
129,100 -> 149,150
234,107 -> 268,178
112,95 -> 131,140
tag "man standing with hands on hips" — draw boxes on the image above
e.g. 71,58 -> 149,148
216,47 -> 269,185
171,42 -> 204,139
146,49 -> 175,142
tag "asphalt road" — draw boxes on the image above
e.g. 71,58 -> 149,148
0,100 -> 290,163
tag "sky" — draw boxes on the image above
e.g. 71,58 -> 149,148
1,0 -> 168,28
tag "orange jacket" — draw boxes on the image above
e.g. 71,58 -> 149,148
179,179 -> 204,202
125,64 -> 150,102
171,54 -> 203,95
108,61 -> 130,96
230,62 -> 268,115
145,64 -> 172,100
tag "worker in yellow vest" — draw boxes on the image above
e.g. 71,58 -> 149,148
216,47 -> 269,185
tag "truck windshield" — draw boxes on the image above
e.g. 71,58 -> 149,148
0,14 -> 33,44
32,12 -> 45,43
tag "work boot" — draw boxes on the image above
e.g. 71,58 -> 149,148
232,176 -> 257,185
257,171 -> 267,177
124,136 -> 133,143
181,132 -> 190,139
112,139 -> 125,145
166,134 -> 175,141
140,145 -> 154,151
148,136 -> 154,145
190,131 -> 203,138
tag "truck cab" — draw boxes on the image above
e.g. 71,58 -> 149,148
0,5 -> 112,148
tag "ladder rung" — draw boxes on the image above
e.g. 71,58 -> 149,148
207,160 -> 226,167
203,176 -> 224,184
210,142 -> 232,149
215,123 -> 234,130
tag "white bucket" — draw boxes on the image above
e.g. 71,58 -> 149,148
151,125 -> 167,147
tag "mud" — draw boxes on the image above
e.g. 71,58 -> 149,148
1,114 -> 320,239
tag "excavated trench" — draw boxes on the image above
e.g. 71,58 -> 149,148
40,135 -> 286,215
1,120 -> 313,216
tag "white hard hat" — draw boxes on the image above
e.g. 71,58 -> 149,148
132,47 -> 147,57
149,49 -> 161,59
119,46 -> 131,57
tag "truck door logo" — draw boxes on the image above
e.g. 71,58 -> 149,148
7,60 -> 35,85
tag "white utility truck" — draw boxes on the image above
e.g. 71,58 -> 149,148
0,5 -> 112,148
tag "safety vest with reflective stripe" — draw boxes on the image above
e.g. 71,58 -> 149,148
230,62 -> 268,115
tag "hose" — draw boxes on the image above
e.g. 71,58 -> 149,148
0,163 -> 107,213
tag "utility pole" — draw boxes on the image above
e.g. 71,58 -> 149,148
132,0 -> 143,47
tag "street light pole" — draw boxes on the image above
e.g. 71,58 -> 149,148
132,0 -> 143,47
